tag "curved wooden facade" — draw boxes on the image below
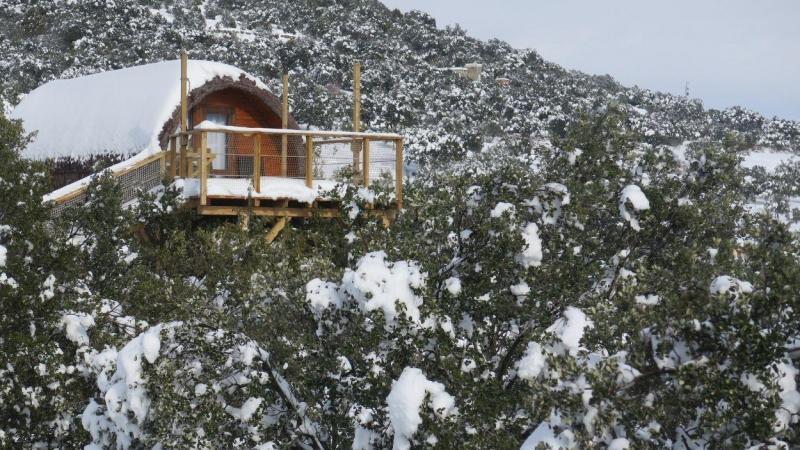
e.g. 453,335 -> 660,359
165,75 -> 304,178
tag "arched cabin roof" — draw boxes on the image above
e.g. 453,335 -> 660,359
11,59 -> 298,161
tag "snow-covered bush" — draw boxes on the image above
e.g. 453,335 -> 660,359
1,1 -> 800,447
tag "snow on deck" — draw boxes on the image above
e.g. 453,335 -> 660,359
176,177 -> 346,203
11,59 -> 267,160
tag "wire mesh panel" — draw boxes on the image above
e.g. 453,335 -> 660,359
311,138 -> 398,184
200,132 -> 307,179
116,157 -> 165,203
50,155 -> 165,217
194,131 -> 398,185
51,191 -> 88,218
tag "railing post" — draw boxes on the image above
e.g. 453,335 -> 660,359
200,131 -> 208,206
178,134 -> 189,178
362,138 -> 370,189
395,138 -> 403,210
305,135 -> 314,188
168,136 -> 177,181
253,134 -> 261,193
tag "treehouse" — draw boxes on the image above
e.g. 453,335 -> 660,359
11,54 -> 403,231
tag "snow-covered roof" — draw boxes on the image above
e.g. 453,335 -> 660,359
11,59 -> 269,160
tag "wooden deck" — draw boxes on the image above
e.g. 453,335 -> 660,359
46,126 -> 404,225
45,57 -> 402,232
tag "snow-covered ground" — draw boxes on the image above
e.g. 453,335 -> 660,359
670,143 -> 800,231
741,148 -> 800,232
741,149 -> 799,171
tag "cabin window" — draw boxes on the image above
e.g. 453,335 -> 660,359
205,112 -> 229,170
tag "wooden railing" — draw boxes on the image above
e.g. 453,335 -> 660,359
49,152 -> 167,216
168,126 -> 404,210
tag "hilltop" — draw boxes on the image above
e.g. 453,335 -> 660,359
2,0 -> 799,163
1,2 -> 800,449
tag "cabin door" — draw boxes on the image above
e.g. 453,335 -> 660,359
206,112 -> 229,172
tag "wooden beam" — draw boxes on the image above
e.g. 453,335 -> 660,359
176,127 -> 402,141
197,205 -> 397,220
179,50 -> 189,178
395,138 -> 403,210
265,217 -> 287,243
253,134 -> 262,193
281,73 -> 289,177
199,132 -> 208,206
305,136 -> 314,188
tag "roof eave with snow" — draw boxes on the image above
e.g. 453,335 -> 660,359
11,59 -> 271,161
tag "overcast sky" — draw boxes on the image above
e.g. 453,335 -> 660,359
380,0 -> 800,120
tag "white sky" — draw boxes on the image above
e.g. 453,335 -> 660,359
380,0 -> 800,120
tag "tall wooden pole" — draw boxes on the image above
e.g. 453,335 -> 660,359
352,62 -> 362,183
281,73 -> 289,177
180,50 -> 189,178
352,62 -> 361,134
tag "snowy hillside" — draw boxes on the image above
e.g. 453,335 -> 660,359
2,2 -> 800,450
1,0 -> 800,163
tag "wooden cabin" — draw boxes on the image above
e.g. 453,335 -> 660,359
11,57 -> 403,229
12,59 -> 305,188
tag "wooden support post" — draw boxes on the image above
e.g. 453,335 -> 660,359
352,62 -> 362,183
159,152 -> 167,179
266,217 -> 287,243
200,132 -> 208,206
180,50 -> 189,178
362,138 -> 370,188
253,134 -> 262,193
180,135 -> 188,178
281,73 -> 289,177
305,135 -> 314,188
168,136 -> 177,181
395,138 -> 403,210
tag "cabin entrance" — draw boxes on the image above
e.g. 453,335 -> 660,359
205,112 -> 229,173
